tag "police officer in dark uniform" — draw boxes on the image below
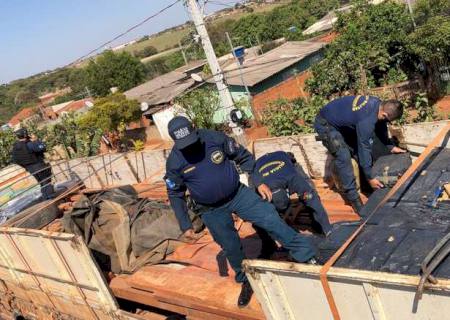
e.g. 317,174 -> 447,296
314,96 -> 405,213
254,151 -> 333,236
11,128 -> 55,200
164,116 -> 316,307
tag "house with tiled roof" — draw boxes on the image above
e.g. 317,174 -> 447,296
8,107 -> 42,131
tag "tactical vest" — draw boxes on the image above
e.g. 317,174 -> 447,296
11,141 -> 39,167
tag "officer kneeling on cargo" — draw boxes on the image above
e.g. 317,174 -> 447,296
314,96 -> 406,214
254,151 -> 333,237
11,128 -> 55,200
165,116 -> 317,308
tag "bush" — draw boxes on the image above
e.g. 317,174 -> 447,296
175,88 -> 221,130
0,129 -> 16,168
78,93 -> 141,133
262,96 -> 327,136
135,46 -> 158,59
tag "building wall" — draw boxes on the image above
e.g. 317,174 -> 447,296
153,106 -> 179,141
229,50 -> 323,121
252,70 -> 311,121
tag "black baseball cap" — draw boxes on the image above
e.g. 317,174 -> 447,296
168,116 -> 199,149
15,128 -> 29,139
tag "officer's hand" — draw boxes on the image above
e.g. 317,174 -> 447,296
30,134 -> 37,141
391,146 -> 407,154
369,178 -> 384,190
257,184 -> 273,202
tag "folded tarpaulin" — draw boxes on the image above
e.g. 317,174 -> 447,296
62,185 -> 203,274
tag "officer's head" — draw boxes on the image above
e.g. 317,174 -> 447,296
272,189 -> 290,213
14,128 -> 29,140
168,116 -> 199,150
379,100 -> 403,122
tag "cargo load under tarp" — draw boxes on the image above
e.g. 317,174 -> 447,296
63,186 -> 203,273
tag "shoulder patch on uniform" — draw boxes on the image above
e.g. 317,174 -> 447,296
211,150 -> 224,164
352,95 -> 369,111
165,178 -> 176,190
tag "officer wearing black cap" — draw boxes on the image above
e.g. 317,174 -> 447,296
254,151 -> 333,236
11,128 -> 55,199
165,116 -> 316,307
314,96 -> 405,213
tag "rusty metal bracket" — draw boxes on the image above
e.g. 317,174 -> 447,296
413,232 -> 450,313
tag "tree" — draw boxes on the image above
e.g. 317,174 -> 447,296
262,96 -> 327,136
85,51 -> 145,96
0,129 -> 16,168
77,93 -> 141,134
135,46 -> 158,58
307,1 -> 413,97
175,88 -> 221,129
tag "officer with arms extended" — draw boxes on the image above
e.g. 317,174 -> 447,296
11,128 -> 55,200
165,116 -> 316,307
314,96 -> 405,213
254,151 -> 333,236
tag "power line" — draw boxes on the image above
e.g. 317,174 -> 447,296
69,0 -> 182,66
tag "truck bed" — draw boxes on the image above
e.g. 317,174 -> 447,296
109,181 -> 359,319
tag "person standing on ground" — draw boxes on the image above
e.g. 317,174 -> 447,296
164,116 -> 317,308
254,151 -> 333,237
11,128 -> 55,200
314,96 -> 406,213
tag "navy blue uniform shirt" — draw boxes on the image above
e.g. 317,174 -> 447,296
319,95 -> 391,179
165,129 -> 259,231
254,151 -> 296,191
27,140 -> 47,161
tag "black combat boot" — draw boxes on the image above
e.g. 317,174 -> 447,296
237,281 -> 253,308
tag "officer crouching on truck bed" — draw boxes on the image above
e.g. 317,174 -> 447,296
164,116 -> 317,308
254,151 -> 333,237
11,128 -> 55,200
314,96 -> 406,214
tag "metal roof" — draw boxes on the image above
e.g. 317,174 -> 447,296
221,40 -> 326,87
124,71 -> 196,108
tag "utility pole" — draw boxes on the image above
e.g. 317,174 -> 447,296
226,32 -> 251,102
405,0 -> 416,29
178,40 -> 188,65
185,0 -> 245,141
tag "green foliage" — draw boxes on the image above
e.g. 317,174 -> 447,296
137,35 -> 150,43
406,16 -> 450,63
134,46 -> 158,59
27,113 -> 102,159
175,88 -> 221,130
413,0 -> 450,26
0,129 -> 16,168
130,139 -> 145,152
84,51 -> 145,96
78,93 -> 141,133
307,1 -> 413,97
413,92 -> 437,123
263,96 -> 328,136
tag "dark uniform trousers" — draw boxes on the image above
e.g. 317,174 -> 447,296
291,165 -> 332,234
26,162 -> 55,200
314,115 -> 360,202
200,184 -> 316,283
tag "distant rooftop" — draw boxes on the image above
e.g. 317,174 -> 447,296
220,40 -> 326,87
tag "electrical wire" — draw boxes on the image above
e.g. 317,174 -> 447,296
68,0 -> 183,66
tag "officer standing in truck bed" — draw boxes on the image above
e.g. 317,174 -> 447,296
314,96 -> 406,213
11,128 -> 55,200
164,116 -> 317,308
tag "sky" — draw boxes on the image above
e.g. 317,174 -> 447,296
0,0 -> 239,84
